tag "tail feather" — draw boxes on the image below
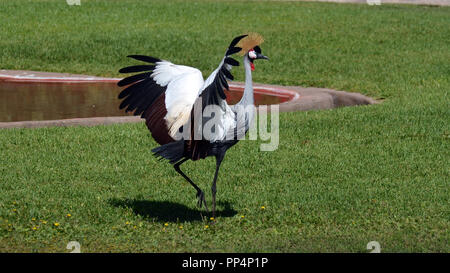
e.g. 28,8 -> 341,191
151,140 -> 185,164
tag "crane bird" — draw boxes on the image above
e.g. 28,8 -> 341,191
117,33 -> 268,218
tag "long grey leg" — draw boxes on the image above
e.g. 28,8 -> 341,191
211,153 -> 225,219
174,158 -> 209,212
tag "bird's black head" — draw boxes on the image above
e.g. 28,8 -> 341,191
247,46 -> 269,71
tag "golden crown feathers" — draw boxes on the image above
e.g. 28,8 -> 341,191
236,33 -> 264,56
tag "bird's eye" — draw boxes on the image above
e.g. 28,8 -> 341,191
248,50 -> 257,59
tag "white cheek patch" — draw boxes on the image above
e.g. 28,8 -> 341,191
249,50 -> 257,59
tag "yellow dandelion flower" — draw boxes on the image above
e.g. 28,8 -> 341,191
204,225 -> 209,229
54,222 -> 60,227
125,221 -> 130,225
241,215 -> 245,218
32,226 -> 37,230
133,225 -> 137,229
42,220 -> 47,224
210,217 -> 215,221
32,218 -> 36,221
66,214 -> 71,217
164,223 -> 169,227
261,206 -> 266,210
179,225 -> 183,229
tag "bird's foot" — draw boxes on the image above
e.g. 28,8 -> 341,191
196,190 -> 209,212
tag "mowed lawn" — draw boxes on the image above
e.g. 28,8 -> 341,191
0,0 -> 449,252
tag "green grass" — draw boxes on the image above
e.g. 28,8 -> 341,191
0,0 -> 449,252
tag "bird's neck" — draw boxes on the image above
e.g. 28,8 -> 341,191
237,55 -> 254,107
231,55 -> 255,136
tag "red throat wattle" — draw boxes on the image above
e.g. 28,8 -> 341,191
250,62 -> 255,71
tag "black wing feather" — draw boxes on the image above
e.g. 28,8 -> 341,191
119,65 -> 155,74
229,34 -> 248,48
117,72 -> 151,87
224,57 -> 239,66
122,78 -> 154,112
201,85 -> 219,108
134,83 -> 166,117
119,78 -> 165,115
218,72 -> 229,90
215,77 -> 226,100
127,55 -> 161,63
117,55 -> 166,116
118,78 -> 150,99
225,47 -> 242,56
221,66 -> 234,80
199,34 -> 247,108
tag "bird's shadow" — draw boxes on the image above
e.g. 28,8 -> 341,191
108,198 -> 237,222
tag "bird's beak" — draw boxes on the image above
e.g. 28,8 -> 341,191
256,53 -> 269,60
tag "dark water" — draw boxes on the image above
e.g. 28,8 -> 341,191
0,82 -> 289,122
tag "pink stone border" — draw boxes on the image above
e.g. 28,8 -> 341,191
0,70 -> 376,129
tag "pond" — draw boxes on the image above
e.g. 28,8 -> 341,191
0,82 -> 291,122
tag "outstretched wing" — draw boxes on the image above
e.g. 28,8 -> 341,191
182,35 -> 248,160
198,34 -> 247,109
117,55 -> 164,117
118,55 -> 203,144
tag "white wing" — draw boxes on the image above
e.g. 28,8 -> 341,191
118,55 -> 204,140
151,61 -> 204,137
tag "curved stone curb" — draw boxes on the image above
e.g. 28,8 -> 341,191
0,71 -> 377,129
0,116 -> 141,129
272,84 -> 378,112
0,70 -> 120,83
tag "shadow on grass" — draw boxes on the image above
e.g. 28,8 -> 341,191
108,198 -> 237,222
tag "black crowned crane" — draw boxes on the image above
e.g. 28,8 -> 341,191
117,33 -> 268,218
